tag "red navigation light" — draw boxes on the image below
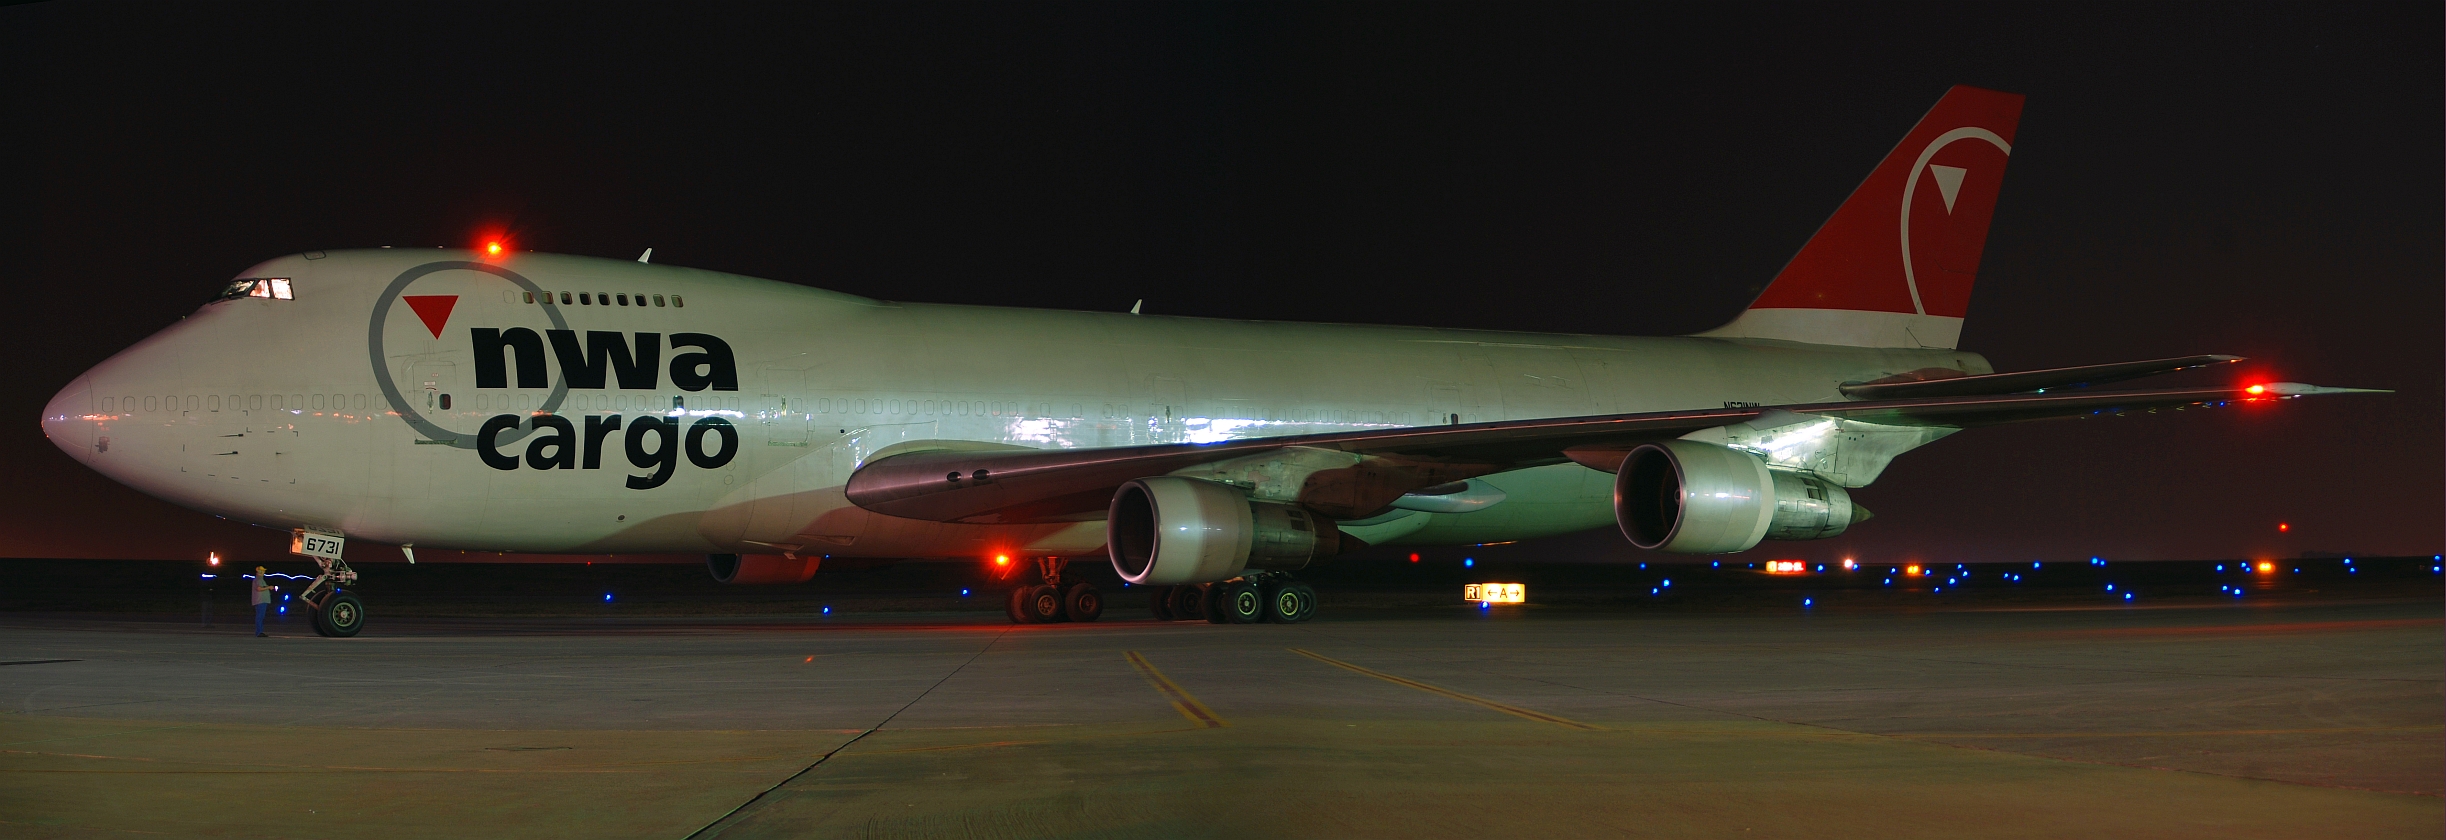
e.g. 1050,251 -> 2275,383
486,241 -> 504,256
1408,553 -> 1420,563
2278,522 -> 2289,532
993,554 -> 1010,566
2246,384 -> 2266,395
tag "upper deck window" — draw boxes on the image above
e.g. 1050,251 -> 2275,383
216,278 -> 293,302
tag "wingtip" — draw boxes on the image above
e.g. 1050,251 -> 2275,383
2258,382 -> 2390,396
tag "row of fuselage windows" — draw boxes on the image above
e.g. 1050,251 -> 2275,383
794,398 -> 1408,425
525,291 -> 683,308
460,393 -> 744,413
107,392 -> 1413,426
109,394 -> 366,414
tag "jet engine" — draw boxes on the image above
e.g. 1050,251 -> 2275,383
1613,440 -> 1868,554
1107,476 -> 1355,585
706,553 -> 820,584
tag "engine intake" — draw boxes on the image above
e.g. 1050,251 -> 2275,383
1107,476 -> 1353,585
707,553 -> 820,584
1614,440 -> 1868,553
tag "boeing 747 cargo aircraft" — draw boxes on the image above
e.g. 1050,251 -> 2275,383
39,86 -> 2379,634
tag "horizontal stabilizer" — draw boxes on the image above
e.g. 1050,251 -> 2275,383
1840,354 -> 2244,399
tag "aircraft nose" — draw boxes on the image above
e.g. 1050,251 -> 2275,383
41,374 -> 94,465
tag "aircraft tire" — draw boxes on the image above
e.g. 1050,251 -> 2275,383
1168,584 -> 1208,622
309,604 -> 333,636
1201,584 -> 1231,625
1263,581 -> 1300,624
1006,586 -> 1035,623
1280,583 -> 1318,623
1063,583 -> 1104,622
322,594 -> 366,637
1023,584 -> 1067,623
1217,580 -> 1265,624
1148,586 -> 1177,621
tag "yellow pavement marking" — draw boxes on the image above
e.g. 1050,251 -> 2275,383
1124,651 -> 1226,729
1289,648 -> 1601,731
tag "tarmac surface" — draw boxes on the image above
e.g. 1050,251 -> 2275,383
2,596 -> 2439,838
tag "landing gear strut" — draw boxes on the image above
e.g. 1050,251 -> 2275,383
1006,556 -> 1102,624
1146,572 -> 1316,624
297,556 -> 365,637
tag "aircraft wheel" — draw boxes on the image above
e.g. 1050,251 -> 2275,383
1006,586 -> 1035,623
1147,585 -> 1177,621
1202,584 -> 1231,624
1168,584 -> 1208,622
322,594 -> 366,637
1217,580 -> 1266,624
1265,582 -> 1317,623
1063,583 -> 1104,622
1023,584 -> 1067,623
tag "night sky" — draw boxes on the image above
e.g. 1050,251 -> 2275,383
3,2 -> 2437,565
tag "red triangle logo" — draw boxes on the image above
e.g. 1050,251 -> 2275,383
401,295 -> 459,338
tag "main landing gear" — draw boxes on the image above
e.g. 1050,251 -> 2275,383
1005,556 -> 1104,624
1147,572 -> 1316,624
297,556 -> 366,637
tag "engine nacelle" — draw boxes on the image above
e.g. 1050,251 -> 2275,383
707,553 -> 819,584
1107,476 -> 1350,585
1614,441 -> 1866,553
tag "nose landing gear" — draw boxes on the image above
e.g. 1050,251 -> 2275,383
1005,556 -> 1104,624
297,556 -> 365,637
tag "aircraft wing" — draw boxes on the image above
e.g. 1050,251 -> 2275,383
845,381 -> 2382,524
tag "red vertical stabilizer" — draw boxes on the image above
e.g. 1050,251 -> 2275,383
1701,85 -> 2024,349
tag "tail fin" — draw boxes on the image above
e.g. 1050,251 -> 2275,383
1700,85 -> 2025,350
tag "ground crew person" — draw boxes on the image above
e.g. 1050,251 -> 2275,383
251,567 -> 279,637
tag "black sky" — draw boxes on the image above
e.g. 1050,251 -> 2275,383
2,1 -> 2437,564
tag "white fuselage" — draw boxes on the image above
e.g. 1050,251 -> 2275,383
40,249 -> 1987,560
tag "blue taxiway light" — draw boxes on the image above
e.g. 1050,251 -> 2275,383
1463,558 -> 1475,568
2123,593 -> 2134,601
1661,579 -> 1672,587
1650,588 -> 1660,595
603,593 -> 613,602
1882,578 -> 1892,585
1711,561 -> 1720,568
2032,561 -> 2041,569
1639,563 -> 1648,570
1803,598 -> 1814,607
961,588 -> 972,596
822,606 -> 832,615
1815,565 -> 1826,572
1480,602 -> 1491,610
2105,584 -> 2115,591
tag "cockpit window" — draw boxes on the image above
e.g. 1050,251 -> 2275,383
217,278 -> 293,302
